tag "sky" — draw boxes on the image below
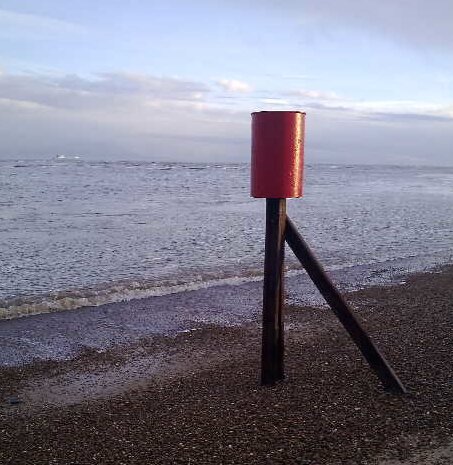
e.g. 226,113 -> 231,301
0,0 -> 452,165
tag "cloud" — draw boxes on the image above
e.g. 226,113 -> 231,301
289,89 -> 340,101
59,73 -> 208,99
260,98 -> 290,106
366,112 -> 453,123
255,85 -> 453,165
0,70 -> 249,161
349,100 -> 453,122
0,70 -> 452,166
240,0 -> 453,52
304,108 -> 453,166
282,87 -> 453,123
300,0 -> 453,51
217,79 -> 252,93
0,72 -> 210,112
0,8 -> 84,39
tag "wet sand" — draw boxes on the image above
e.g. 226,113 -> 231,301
1,266 -> 452,464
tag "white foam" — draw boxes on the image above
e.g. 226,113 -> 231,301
0,273 -> 265,320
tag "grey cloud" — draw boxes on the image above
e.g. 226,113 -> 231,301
302,102 -> 350,112
0,71 -> 247,162
0,8 -> 84,40
0,71 -> 452,166
301,101 -> 453,123
0,104 -> 249,162
363,112 -> 453,123
287,90 -> 339,101
304,108 -> 453,166
0,72 -> 209,111
277,90 -> 453,124
239,0 -> 453,51
256,89 -> 453,164
56,73 -> 208,99
306,0 -> 453,51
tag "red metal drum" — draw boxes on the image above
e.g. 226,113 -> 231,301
251,111 -> 305,198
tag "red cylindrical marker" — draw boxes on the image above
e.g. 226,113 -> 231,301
251,111 -> 305,199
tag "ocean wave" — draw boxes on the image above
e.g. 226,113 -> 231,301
0,271 -> 269,320
1,252 -> 450,321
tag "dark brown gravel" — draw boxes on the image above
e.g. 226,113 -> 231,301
1,266 -> 452,464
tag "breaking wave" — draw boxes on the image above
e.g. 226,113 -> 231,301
0,264 -> 319,321
0,272 -> 266,320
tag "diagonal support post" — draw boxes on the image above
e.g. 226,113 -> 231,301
285,216 -> 407,394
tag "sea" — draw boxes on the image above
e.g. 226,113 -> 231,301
1,159 -> 453,321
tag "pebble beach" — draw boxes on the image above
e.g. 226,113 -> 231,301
1,266 -> 452,464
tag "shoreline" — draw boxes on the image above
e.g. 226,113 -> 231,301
1,248 -> 448,322
0,258 -> 447,368
1,266 -> 452,464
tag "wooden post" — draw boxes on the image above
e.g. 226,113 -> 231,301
250,111 -> 406,393
285,216 -> 407,394
261,198 -> 286,385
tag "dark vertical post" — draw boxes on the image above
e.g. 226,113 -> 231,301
251,111 -> 305,386
285,216 -> 407,393
261,198 -> 286,385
